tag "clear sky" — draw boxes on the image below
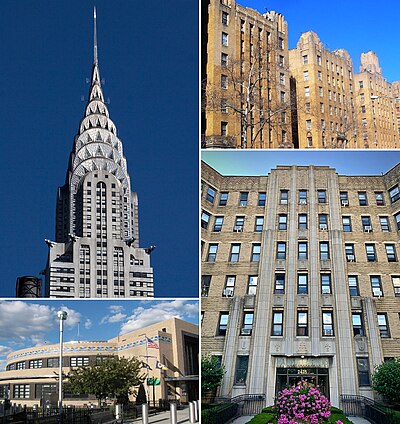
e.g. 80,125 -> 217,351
239,0 -> 400,83
202,151 -> 400,176
0,1 -> 198,297
0,299 -> 198,370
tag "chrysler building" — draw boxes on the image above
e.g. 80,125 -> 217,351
44,9 -> 154,298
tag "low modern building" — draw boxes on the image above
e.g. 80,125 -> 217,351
201,160 -> 400,407
0,318 -> 198,407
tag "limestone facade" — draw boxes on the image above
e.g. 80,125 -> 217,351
201,161 -> 400,406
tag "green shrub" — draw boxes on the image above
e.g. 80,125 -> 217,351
261,406 -> 273,413
246,412 -> 276,424
201,402 -> 238,424
327,413 -> 353,424
330,407 -> 344,414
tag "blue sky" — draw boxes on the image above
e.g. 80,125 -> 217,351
202,151 -> 400,176
0,1 -> 198,297
239,0 -> 400,83
0,299 -> 198,370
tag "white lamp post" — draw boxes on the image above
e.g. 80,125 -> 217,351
57,311 -> 68,422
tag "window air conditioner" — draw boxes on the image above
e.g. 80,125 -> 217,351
241,328 -> 252,335
342,200 -> 349,206
347,255 -> 355,262
323,330 -> 334,336
320,224 -> 328,231
234,226 -> 243,232
364,226 -> 372,232
299,199 -> 307,205
223,289 -> 234,297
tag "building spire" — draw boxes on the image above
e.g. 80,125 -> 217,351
93,6 -> 98,65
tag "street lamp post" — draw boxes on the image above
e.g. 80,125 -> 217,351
57,311 -> 68,422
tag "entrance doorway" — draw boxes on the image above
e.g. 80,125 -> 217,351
276,368 -> 329,399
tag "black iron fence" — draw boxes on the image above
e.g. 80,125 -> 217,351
340,394 -> 400,424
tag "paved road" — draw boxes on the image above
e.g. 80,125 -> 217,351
123,406 -> 192,424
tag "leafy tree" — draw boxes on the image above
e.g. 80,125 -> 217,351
371,358 -> 400,405
67,356 -> 144,405
201,355 -> 225,392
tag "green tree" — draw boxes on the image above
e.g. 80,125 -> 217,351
136,383 -> 147,405
201,355 -> 225,392
67,356 -> 144,405
372,358 -> 400,405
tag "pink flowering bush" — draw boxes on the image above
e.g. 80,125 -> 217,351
273,381 -> 331,424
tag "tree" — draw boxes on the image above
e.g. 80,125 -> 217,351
67,356 -> 145,405
204,45 -> 294,149
201,355 -> 225,392
371,358 -> 400,405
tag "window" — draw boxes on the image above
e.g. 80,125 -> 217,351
370,276 -> 383,297
303,55 -> 308,65
375,192 -> 384,206
358,192 -> 368,206
248,276 -> 258,295
299,190 -> 307,204
229,244 -> 241,262
201,275 -> 211,297
206,244 -> 218,262
317,55 -> 321,65
206,187 -> 216,203
221,32 -> 228,46
298,214 -> 307,230
303,70 -> 309,81
239,192 -> 249,206
297,274 -> 308,295
386,244 -> 397,262
251,244 -> 261,262
319,214 -> 328,230
201,211 -> 210,229
258,192 -> 266,206
305,86 -> 310,97
297,310 -> 308,336
70,357 -> 89,367
47,358 -> 59,368
342,216 -> 352,232
392,276 -> 400,296
377,313 -> 390,337
213,216 -> 224,232
272,311 -> 284,336
362,216 -> 372,232
13,385 -> 30,399
223,276 -> 235,297
234,356 -> 249,384
317,190 -> 326,204
277,242 -> 287,260
274,274 -> 285,294
320,242 -> 330,260
279,56 -> 284,67
346,244 -> 355,262
221,121 -> 228,136
278,214 -> 287,230
298,242 -> 308,260
219,192 -> 228,206
322,311 -> 334,336
306,120 -> 312,131
222,11 -> 229,25
318,70 -> 322,80
352,313 -> 364,336
234,216 -> 245,232
280,73 -> 285,84
255,217 -> 264,232
357,358 -> 370,386
221,53 -> 228,67
241,313 -> 254,335
395,212 -> 400,230
280,91 -> 285,102
221,74 -> 228,89
218,313 -> 229,336
389,185 -> 400,203
321,274 -> 332,294
278,37 -> 284,49
29,359 -> 42,369
379,216 -> 390,232
359,81 -> 364,89
280,190 -> 289,204
16,361 -> 25,370
348,276 -> 359,297
366,244 -> 376,262
319,87 -> 323,97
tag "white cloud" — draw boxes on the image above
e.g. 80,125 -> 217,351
0,345 -> 13,357
101,312 -> 127,325
109,305 -> 125,314
84,319 -> 92,330
120,300 -> 198,334
58,305 -> 82,329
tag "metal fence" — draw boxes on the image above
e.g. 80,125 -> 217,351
340,394 -> 400,424
211,393 -> 265,419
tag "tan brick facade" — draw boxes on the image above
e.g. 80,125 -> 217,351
201,161 -> 400,406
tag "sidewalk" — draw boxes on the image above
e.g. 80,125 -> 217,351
123,406 -> 191,424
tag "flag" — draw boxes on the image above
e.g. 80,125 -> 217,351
156,360 -> 168,371
147,337 -> 159,349
141,362 -> 152,370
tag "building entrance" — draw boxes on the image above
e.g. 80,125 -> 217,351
276,368 -> 329,399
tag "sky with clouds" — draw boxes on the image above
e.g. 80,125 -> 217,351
0,299 -> 198,371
